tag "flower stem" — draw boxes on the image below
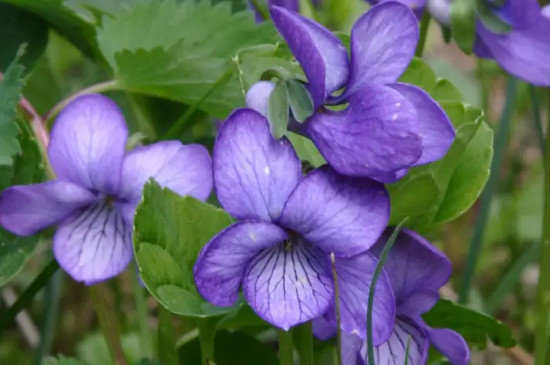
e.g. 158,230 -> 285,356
157,305 -> 178,365
529,86 -> 546,155
132,266 -> 153,359
89,284 -> 128,365
533,90 -> 550,365
459,77 -> 518,304
415,12 -> 431,57
197,317 -> 217,365
292,322 -> 314,365
43,80 -> 119,122
0,259 -> 59,336
277,329 -> 294,365
330,253 -> 343,365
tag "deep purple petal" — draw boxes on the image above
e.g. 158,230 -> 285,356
194,221 -> 287,307
492,0 -> 540,28
476,15 -> 550,86
312,316 -> 337,340
270,6 -> 349,108
269,0 -> 299,11
366,0 -> 426,19
48,94 -> 128,195
396,290 -> 440,318
214,109 -> 302,221
370,228 -> 451,316
306,84 -> 422,183
0,181 -> 98,236
279,166 -> 390,257
388,83 -> 455,165
428,327 -> 470,365
245,81 -> 275,117
117,141 -> 212,224
53,201 -> 133,284
325,252 -> 395,343
344,2 -> 418,97
242,238 -> 333,330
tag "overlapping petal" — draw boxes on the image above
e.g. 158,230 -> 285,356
270,6 -> 349,108
306,84 -> 422,183
245,81 -> 275,117
53,201 -> 133,285
370,228 -> 451,312
344,2 -> 418,97
242,237 -> 333,330
117,141 -> 212,224
0,180 -> 98,236
279,167 -> 390,257
48,94 -> 128,195
194,221 -> 287,307
214,109 -> 302,221
388,83 -> 455,166
326,252 -> 395,343
476,15 -> 550,86
492,0 -> 540,28
428,327 -> 470,365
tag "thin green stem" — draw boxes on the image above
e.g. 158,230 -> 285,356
132,264 -> 153,359
330,253 -> 343,365
162,69 -> 233,140
459,77 -> 518,304
33,269 -> 62,365
43,80 -> 119,122
534,90 -> 550,365
197,318 -> 217,365
292,322 -> 314,365
415,12 -> 431,57
157,306 -> 178,365
277,329 -> 294,365
477,59 -> 490,115
529,86 -> 546,155
90,284 -> 128,365
0,259 -> 59,336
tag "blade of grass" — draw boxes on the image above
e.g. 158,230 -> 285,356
460,77 -> 518,304
292,322 -> 314,365
330,253 -> 343,365
528,86 -> 546,155
366,221 -> 407,365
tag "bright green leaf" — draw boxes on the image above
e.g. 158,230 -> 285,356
97,0 -> 276,118
423,299 -> 516,349
431,79 -> 463,103
286,79 -> 313,122
46,356 -> 90,365
286,132 -> 326,168
399,57 -> 437,92
267,78 -> 289,139
133,180 -> 237,317
450,0 -> 477,54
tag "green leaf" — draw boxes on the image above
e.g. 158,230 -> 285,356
46,356 -> 90,365
286,79 -> 313,123
286,132 -> 326,168
267,79 -> 289,139
399,57 -> 437,92
133,180 -> 236,317
0,4 -> 48,74
133,360 -> 163,365
0,47 -> 25,166
97,0 -> 276,118
423,299 -> 516,349
450,0 -> 477,54
0,0 -> 99,59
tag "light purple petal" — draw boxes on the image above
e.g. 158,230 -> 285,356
279,166 -> 390,257
194,221 -> 287,307
370,228 -> 451,315
366,0 -> 426,19
476,15 -> 550,86
245,81 -> 275,117
344,2 -> 418,97
341,332 -> 364,365
306,84 -> 422,183
48,94 -> 128,195
428,327 -> 470,365
388,83 -> 455,165
397,290 -> 440,318
360,316 -> 428,365
325,252 -> 395,343
53,201 -> 133,284
242,237 -> 333,330
0,180 -> 98,236
213,109 -> 302,221
117,141 -> 212,225
492,0 -> 540,28
543,5 -> 550,19
270,6 -> 349,108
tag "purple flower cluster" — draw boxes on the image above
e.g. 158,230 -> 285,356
0,95 -> 213,284
247,3 -> 455,183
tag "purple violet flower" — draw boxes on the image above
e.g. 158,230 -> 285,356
427,0 -> 550,86
366,0 -> 426,18
193,109 -> 396,340
0,94 -> 213,285
247,3 -> 455,183
314,228 -> 470,365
